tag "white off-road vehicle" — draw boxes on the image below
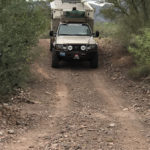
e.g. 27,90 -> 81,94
50,0 -> 99,68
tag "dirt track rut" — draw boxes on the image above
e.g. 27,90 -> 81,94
2,39 -> 150,150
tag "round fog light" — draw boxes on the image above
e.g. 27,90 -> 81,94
81,45 -> 86,51
68,45 -> 73,51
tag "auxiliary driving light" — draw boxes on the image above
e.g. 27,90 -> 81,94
68,45 -> 73,51
81,45 -> 86,51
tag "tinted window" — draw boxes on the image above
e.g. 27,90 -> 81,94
58,24 -> 91,36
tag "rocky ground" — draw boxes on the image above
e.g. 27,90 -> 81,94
0,39 -> 150,150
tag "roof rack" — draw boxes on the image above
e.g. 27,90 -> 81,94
62,0 -> 81,3
61,16 -> 88,23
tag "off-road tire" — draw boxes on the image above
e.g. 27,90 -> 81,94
90,53 -> 98,68
50,41 -> 53,52
51,50 -> 59,68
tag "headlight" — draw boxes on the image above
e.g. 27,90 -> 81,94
55,44 -> 67,50
55,44 -> 63,49
87,44 -> 97,50
68,45 -> 73,51
81,45 -> 86,51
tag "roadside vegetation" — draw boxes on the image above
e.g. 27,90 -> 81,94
1,0 -> 149,102
0,0 -> 50,100
102,0 -> 150,79
94,22 -> 118,38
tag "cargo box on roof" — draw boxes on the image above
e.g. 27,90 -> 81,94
50,0 -> 94,32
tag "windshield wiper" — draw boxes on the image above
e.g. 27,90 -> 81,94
59,34 -> 71,35
59,34 -> 91,36
71,34 -> 91,36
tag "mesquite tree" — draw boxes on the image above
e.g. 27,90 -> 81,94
103,0 -> 150,32
0,0 -> 49,97
103,0 -> 150,78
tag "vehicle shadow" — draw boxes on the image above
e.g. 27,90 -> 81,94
58,61 -> 98,71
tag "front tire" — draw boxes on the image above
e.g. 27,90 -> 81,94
50,41 -> 54,52
51,50 -> 59,68
90,53 -> 98,68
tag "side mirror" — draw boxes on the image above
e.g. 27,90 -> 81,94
49,31 -> 54,37
95,31 -> 99,37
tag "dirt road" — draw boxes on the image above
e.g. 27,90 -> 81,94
1,39 -> 150,150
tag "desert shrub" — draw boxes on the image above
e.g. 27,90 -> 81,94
128,65 -> 150,80
0,0 -> 49,97
128,28 -> 150,79
101,0 -> 150,79
128,28 -> 150,65
101,0 -> 150,44
94,22 -> 118,38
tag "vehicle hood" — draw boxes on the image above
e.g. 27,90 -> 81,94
56,36 -> 96,45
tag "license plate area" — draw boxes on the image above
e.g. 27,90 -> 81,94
60,52 -> 65,56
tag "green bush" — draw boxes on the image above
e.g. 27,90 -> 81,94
0,1 -> 49,96
128,28 -> 150,65
100,0 -> 150,80
128,65 -> 150,80
101,0 -> 150,45
128,28 -> 150,79
94,22 -> 118,38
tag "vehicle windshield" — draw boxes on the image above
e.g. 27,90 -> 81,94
58,24 -> 91,36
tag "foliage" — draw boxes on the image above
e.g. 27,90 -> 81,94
94,22 -> 118,38
128,65 -> 150,80
128,28 -> 150,79
101,0 -> 150,43
0,0 -> 50,96
101,0 -> 150,79
103,0 -> 150,22
128,28 -> 150,65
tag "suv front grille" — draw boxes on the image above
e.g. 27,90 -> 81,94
72,45 -> 81,51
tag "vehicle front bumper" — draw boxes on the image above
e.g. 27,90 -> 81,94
56,50 -> 97,61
